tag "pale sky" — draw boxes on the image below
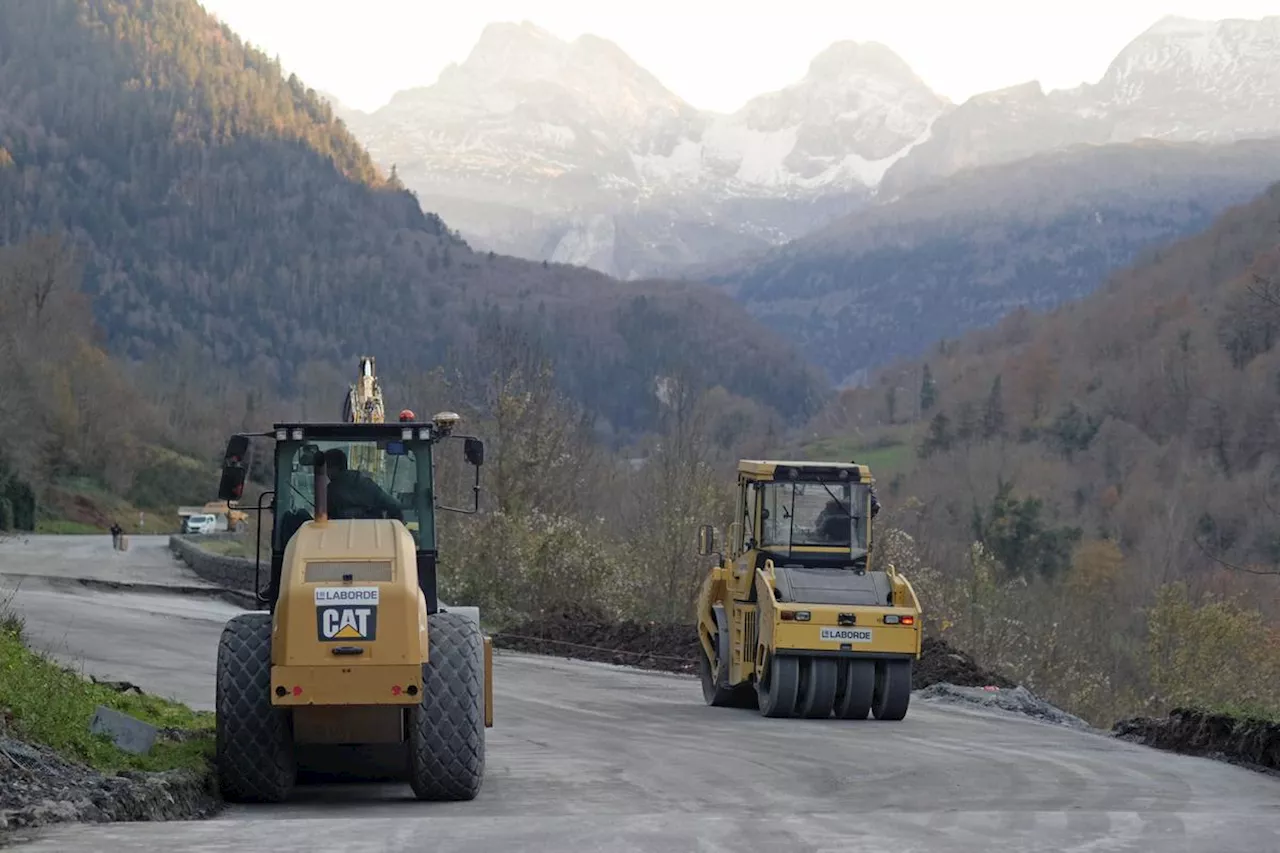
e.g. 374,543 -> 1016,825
196,0 -> 1280,114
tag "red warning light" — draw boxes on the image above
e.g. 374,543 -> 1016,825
391,685 -> 402,696
292,686 -> 302,697
399,409 -> 416,422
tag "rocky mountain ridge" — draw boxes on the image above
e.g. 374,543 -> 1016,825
338,15 -> 1280,280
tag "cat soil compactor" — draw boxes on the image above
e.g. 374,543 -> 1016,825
695,460 -> 923,720
213,409 -> 492,803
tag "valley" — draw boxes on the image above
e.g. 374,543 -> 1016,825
1,2 -> 1280,849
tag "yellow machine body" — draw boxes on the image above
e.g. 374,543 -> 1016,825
270,519 -> 427,707
269,518 -> 494,728
695,459 -> 923,719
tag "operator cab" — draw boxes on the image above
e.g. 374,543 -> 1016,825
215,416 -> 484,614
738,461 -> 875,572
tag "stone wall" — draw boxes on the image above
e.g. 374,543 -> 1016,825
168,535 -> 258,595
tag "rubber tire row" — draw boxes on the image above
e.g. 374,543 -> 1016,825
757,653 -> 911,720
215,610 -> 485,803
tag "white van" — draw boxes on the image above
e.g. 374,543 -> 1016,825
183,514 -> 218,535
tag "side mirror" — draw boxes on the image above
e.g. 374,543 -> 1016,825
217,435 -> 250,502
697,524 -> 717,557
464,437 -> 485,467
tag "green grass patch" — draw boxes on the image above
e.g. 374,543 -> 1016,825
196,537 -> 254,558
41,477 -> 184,535
1190,701 -> 1280,723
33,519 -> 104,535
0,603 -> 212,773
797,430 -> 917,480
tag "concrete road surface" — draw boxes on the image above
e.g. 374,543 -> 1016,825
4,536 -> 1280,852
0,535 -> 240,709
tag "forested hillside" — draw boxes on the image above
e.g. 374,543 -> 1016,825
705,139 -> 1280,384
0,232 -> 219,532
0,0 -> 824,437
808,179 -> 1280,723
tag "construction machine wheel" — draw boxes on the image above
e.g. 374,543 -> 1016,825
408,611 -> 485,801
871,659 -> 912,721
699,634 -> 758,709
833,659 -> 875,720
757,652 -> 801,718
797,658 -> 839,718
215,612 -> 296,803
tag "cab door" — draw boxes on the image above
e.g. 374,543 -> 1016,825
728,478 -> 763,684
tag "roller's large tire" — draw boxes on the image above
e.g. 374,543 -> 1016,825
798,658 -> 839,718
757,653 -> 800,718
871,659 -> 912,721
408,611 -> 485,801
833,659 -> 875,720
699,634 -> 759,710
215,612 -> 295,803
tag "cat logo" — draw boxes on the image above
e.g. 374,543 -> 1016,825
314,586 -> 379,642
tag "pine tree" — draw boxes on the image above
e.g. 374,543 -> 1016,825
918,411 -> 953,458
982,374 -> 1006,439
920,364 -> 938,414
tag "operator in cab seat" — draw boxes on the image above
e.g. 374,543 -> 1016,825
323,448 -> 403,520
817,498 -> 852,544
815,484 -> 882,543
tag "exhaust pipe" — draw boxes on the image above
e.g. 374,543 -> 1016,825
314,452 -> 329,525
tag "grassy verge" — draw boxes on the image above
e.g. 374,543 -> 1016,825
35,473 -> 191,536
32,519 -> 103,535
195,538 -> 255,558
0,598 -> 213,774
1190,701 -> 1280,723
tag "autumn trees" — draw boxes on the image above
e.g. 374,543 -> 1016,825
803,179 -> 1280,724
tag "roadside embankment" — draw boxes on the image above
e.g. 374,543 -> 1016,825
0,608 -> 218,840
1113,708 -> 1280,773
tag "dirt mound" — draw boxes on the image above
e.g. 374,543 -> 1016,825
914,636 -> 1016,690
492,606 -> 698,674
1113,708 -> 1280,773
0,736 -> 218,840
492,608 -> 1016,691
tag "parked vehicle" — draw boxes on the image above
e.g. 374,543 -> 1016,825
183,513 -> 218,535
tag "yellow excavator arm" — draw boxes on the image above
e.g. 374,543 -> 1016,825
344,356 -> 385,474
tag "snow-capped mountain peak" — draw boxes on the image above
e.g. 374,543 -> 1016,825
1094,15 -> 1280,109
804,40 -> 930,89
713,39 -> 949,186
375,20 -> 689,137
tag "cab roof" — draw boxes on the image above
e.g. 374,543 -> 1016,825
267,422 -> 441,441
737,459 -> 874,483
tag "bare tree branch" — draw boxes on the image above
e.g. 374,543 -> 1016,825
1193,533 -> 1280,576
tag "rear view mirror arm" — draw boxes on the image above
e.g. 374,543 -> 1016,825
437,460 -> 482,515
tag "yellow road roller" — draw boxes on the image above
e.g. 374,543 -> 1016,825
695,460 -> 922,719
